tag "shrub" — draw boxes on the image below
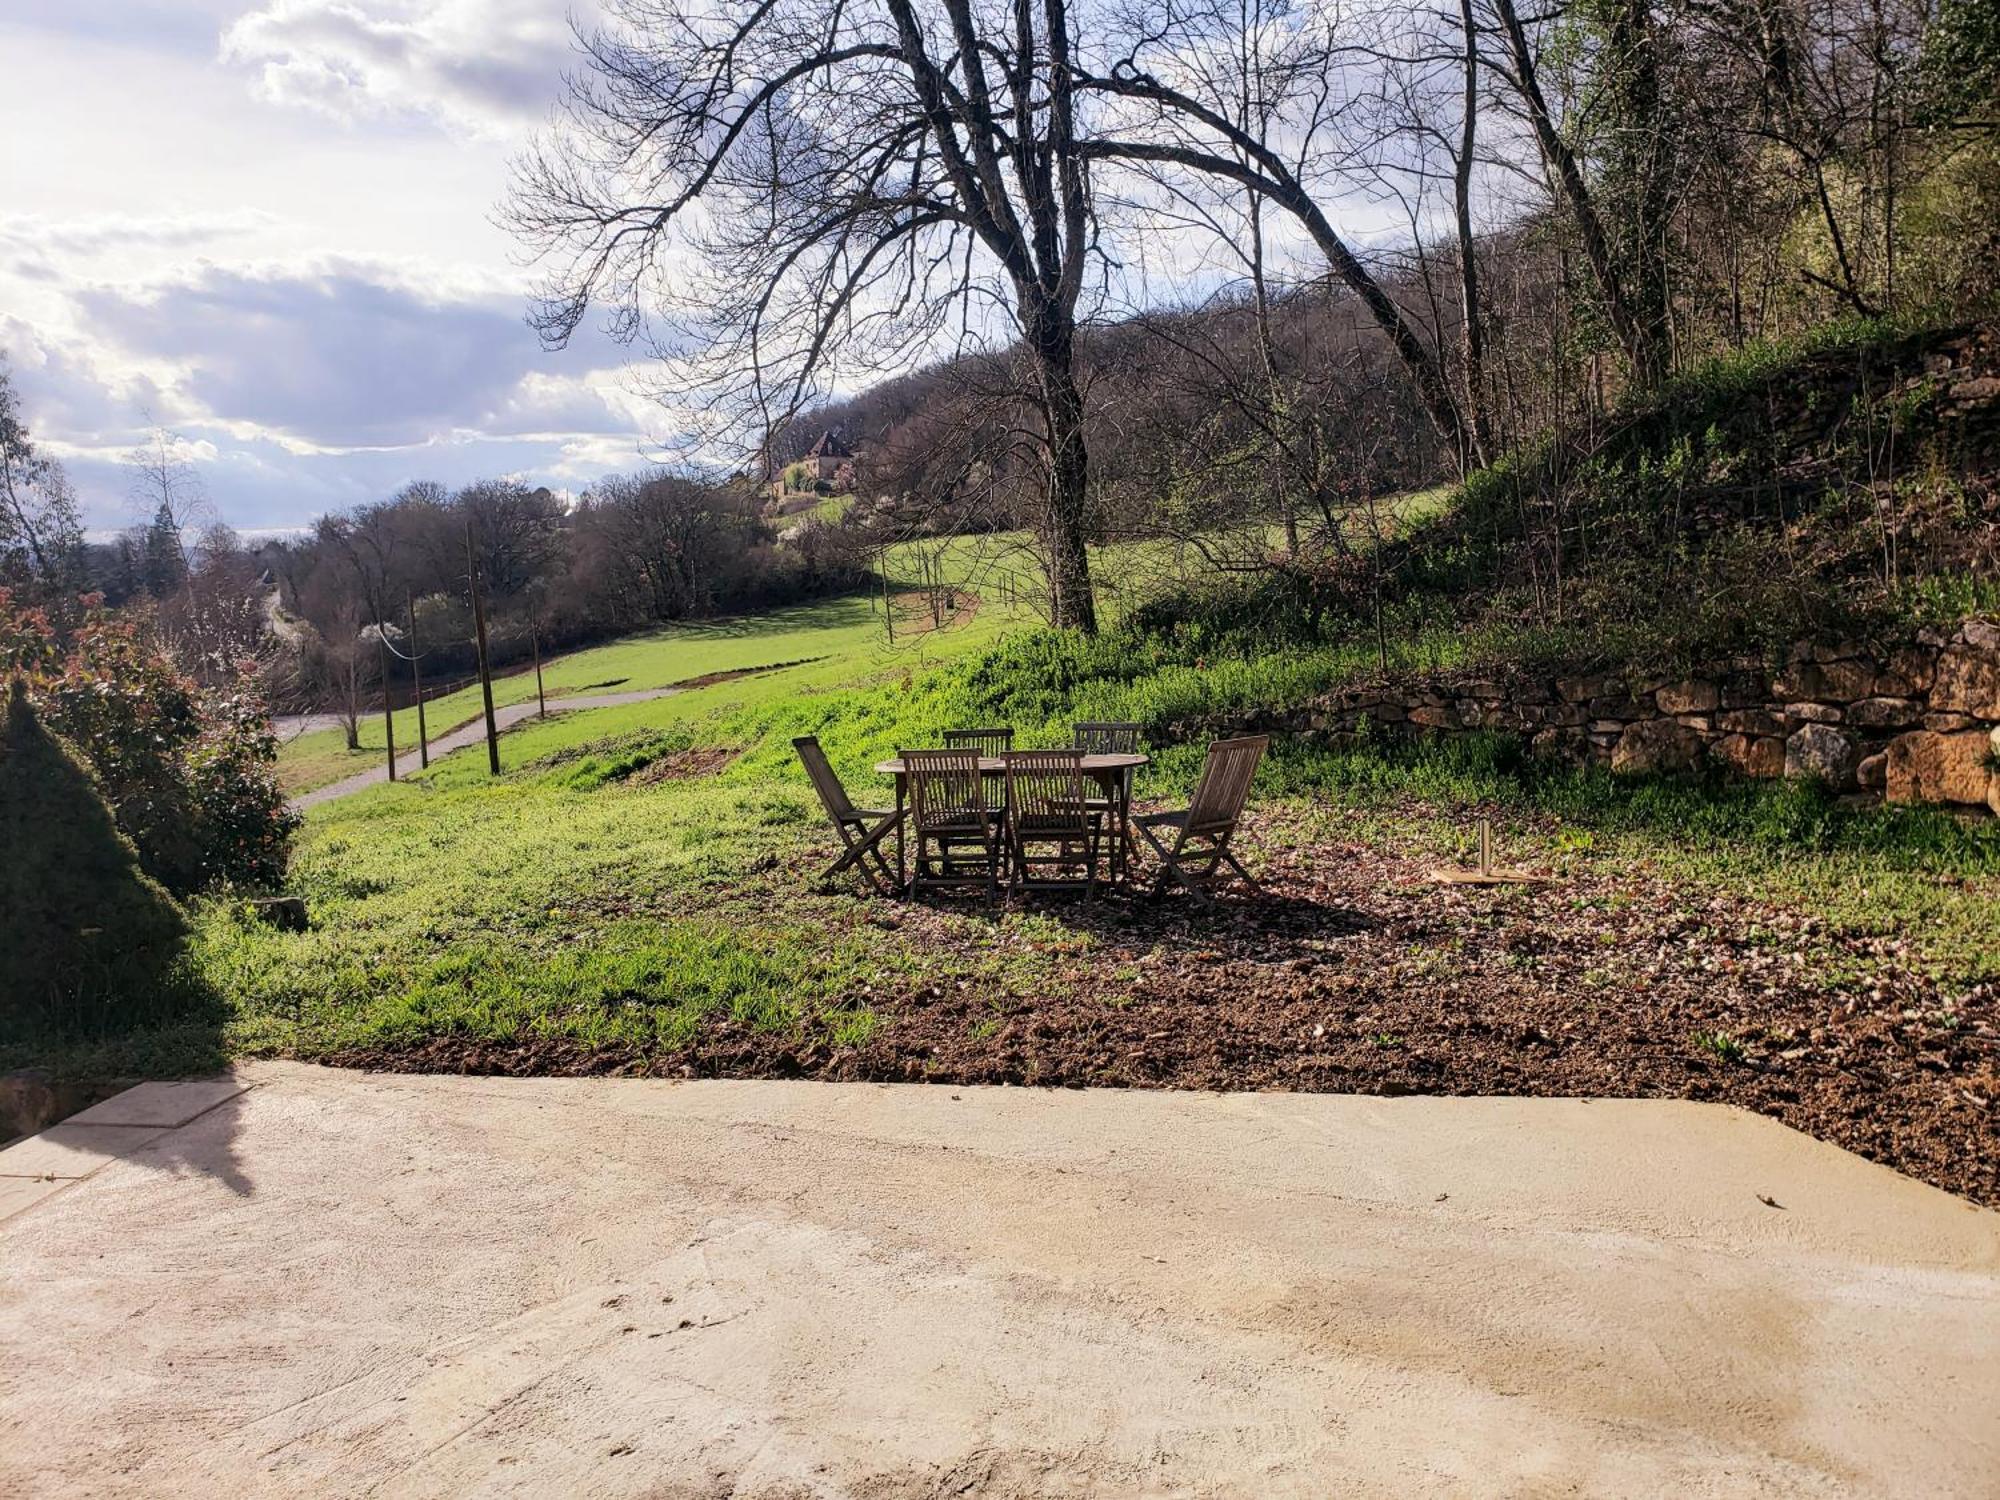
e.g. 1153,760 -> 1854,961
1,592 -> 299,896
0,681 -> 198,1042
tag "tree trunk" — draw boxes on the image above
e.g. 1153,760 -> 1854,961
1028,312 -> 1098,635
1491,0 -> 1667,386
1248,193 -> 1300,556
1456,0 -> 1493,469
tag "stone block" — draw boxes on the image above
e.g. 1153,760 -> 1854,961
1785,724 -> 1859,788
1931,647 -> 2000,717
1884,729 -> 1994,805
1716,708 -> 1784,737
1785,702 -> 1844,724
1711,734 -> 1784,779
1655,680 -> 1720,714
1612,719 -> 1701,775
1775,658 -> 1876,701
1846,697 -> 1921,729
1717,671 -> 1770,709
1588,696 -> 1646,721
1856,750 -> 1888,790
0,1124 -> 168,1179
1,1176 -> 74,1223
1874,647 -> 1936,696
66,1078 -> 248,1129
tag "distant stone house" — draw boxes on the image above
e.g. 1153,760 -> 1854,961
803,429 -> 855,484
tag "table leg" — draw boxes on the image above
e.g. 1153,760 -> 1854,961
894,773 -> 908,893
1118,770 -> 1134,886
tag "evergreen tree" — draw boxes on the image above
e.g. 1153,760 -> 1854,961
142,499 -> 188,597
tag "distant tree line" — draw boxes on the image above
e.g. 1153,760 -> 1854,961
264,471 -> 870,744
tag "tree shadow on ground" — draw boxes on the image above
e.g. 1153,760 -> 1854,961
902,882 -> 1377,961
1,682 -> 250,1193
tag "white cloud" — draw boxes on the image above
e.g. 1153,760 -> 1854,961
70,258 -> 635,451
219,0 -> 576,139
0,209 -> 284,259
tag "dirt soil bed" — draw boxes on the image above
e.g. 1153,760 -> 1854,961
331,809 -> 2000,1207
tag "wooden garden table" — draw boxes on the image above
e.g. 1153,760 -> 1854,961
873,752 -> 1149,890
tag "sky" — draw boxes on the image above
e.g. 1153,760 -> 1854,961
0,0 -> 653,534
0,1 -> 1438,538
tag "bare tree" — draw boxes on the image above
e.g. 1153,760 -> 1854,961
508,0 -> 1107,632
124,423 -> 211,598
1074,0 -> 1474,457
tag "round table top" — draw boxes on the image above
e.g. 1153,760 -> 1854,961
874,751 -> 1148,776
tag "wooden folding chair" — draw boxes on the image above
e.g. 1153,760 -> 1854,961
793,736 -> 898,893
942,727 -> 1014,757
1002,750 -> 1103,897
904,748 -> 1003,903
1134,736 -> 1268,905
1074,721 -> 1143,881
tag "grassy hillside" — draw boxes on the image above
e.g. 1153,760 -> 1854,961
275,528 -> 1332,794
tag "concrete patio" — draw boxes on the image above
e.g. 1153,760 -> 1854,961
2,1062 -> 1995,1497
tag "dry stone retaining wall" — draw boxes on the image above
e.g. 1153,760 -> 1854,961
1197,619 -> 2000,816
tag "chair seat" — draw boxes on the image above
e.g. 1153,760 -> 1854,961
841,808 -> 895,824
1133,809 -> 1187,830
924,809 -> 1002,829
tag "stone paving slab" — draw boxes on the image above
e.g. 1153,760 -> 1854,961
65,1077 -> 248,1129
0,1123 -> 169,1179
0,1174 -> 73,1221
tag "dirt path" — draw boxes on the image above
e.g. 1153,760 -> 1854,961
290,687 -> 683,810
3,1063 -> 1996,1497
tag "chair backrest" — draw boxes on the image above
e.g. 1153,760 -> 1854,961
942,727 -> 1013,758
902,748 -> 988,832
1003,750 -> 1088,832
1186,736 -> 1268,835
1073,721 -> 1142,756
792,736 -> 859,822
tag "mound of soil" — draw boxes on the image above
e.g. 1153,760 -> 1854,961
631,747 -> 738,783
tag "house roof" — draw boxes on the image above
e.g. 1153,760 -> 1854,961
805,429 -> 853,459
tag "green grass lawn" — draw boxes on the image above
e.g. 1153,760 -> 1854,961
276,528 -> 1280,793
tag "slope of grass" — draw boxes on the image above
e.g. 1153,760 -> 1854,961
276,529 -> 1269,794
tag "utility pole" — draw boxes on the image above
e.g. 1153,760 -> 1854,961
375,620 -> 396,782
879,547 -> 894,645
530,605 -> 547,718
466,519 -> 501,777
406,592 -> 429,769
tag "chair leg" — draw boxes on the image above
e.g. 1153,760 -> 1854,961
1218,846 -> 1263,895
1134,821 -> 1178,899
825,815 -> 900,894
